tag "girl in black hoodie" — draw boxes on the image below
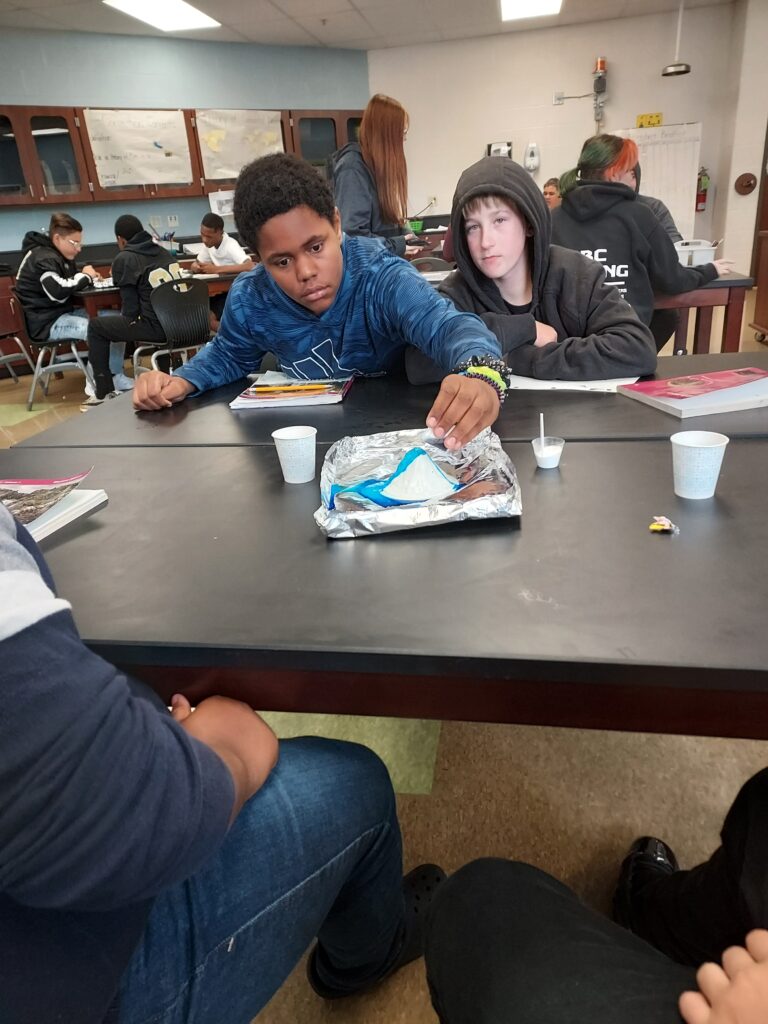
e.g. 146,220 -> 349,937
551,135 -> 731,338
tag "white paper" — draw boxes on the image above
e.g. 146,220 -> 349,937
507,374 -> 639,393
208,190 -> 234,217
84,108 -> 192,187
196,109 -> 284,181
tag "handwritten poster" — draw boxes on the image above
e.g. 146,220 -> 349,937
195,109 -> 284,181
84,108 -> 192,187
616,122 -> 701,239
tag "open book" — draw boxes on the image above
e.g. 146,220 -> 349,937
230,371 -> 354,410
0,469 -> 108,541
618,367 -> 768,418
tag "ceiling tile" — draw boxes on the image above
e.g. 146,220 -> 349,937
0,7 -> 60,27
272,0 -> 352,15
358,1 -> 437,35
295,7 -> 376,42
196,0 -> 285,19
229,16 -> 321,44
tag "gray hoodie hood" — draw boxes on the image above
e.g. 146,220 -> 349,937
450,157 -> 551,313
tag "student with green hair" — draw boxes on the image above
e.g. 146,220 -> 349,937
552,134 -> 731,350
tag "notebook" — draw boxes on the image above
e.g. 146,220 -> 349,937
230,371 -> 354,410
617,367 -> 768,418
0,469 -> 108,541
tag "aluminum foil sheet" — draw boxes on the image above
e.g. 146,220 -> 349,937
314,427 -> 522,539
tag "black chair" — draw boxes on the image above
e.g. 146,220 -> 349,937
0,292 -> 35,385
135,278 -> 210,375
12,290 -> 94,411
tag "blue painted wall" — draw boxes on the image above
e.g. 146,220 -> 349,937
0,29 -> 369,249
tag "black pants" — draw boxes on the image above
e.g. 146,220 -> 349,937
87,316 -> 165,398
649,309 -> 681,352
425,768 -> 768,1023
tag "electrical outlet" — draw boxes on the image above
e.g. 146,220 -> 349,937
427,195 -> 437,207
167,214 -> 179,228
553,91 -> 564,105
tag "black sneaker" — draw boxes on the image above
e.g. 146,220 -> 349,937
613,836 -> 679,931
308,863 -> 446,1000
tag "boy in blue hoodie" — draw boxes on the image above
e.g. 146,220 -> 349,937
133,153 -> 509,451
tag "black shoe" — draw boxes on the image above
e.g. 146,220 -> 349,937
613,836 -> 679,931
307,863 -> 446,1000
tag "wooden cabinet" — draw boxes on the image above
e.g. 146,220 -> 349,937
749,231 -> 768,341
0,104 -> 364,208
0,276 -> 32,380
0,106 -> 92,205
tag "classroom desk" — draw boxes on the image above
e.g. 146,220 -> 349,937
4,440 -> 767,739
18,352 -> 768,449
654,272 -> 753,354
74,273 -> 237,317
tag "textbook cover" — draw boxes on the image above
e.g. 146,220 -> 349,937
0,469 -> 108,541
230,372 -> 354,410
617,367 -> 768,418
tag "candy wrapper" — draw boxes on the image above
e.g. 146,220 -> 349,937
314,427 -> 521,539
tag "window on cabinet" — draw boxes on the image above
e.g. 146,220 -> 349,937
30,115 -> 84,198
0,115 -> 27,201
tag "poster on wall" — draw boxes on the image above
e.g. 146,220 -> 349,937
195,109 -> 284,181
84,108 -> 192,187
616,122 -> 701,239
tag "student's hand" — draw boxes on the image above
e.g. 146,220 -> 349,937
190,260 -> 202,273
133,370 -> 195,411
197,262 -> 218,274
427,373 -> 500,451
82,265 -> 100,279
713,259 -> 735,277
405,245 -> 422,256
171,694 -> 279,820
679,930 -> 768,1024
534,321 -> 558,347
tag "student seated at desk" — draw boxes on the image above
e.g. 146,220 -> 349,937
424,768 -> 768,1024
134,153 -> 509,452
15,212 -> 133,399
406,156 -> 656,384
551,135 -> 732,352
189,212 -> 253,326
0,501 -> 445,1024
85,215 -> 174,406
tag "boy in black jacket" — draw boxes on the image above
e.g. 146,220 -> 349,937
408,157 -> 656,384
15,212 -> 134,397
85,214 -> 174,404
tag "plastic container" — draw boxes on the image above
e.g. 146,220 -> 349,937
408,219 -> 423,233
532,436 -> 565,469
674,240 -> 717,267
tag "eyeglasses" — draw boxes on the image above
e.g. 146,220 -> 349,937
61,237 -> 83,250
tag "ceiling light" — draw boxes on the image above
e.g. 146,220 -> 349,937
500,0 -> 562,21
103,0 -> 220,32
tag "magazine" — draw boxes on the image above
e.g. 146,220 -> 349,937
0,469 -> 108,541
230,371 -> 354,410
617,367 -> 768,419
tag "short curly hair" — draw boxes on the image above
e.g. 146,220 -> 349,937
233,153 -> 336,253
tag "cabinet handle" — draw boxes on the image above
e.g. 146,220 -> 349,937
41,182 -> 48,199
28,183 -> 35,197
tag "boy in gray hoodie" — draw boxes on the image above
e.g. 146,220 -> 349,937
408,157 -> 656,383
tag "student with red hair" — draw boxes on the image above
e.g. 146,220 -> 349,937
327,94 -> 418,257
551,134 -> 731,350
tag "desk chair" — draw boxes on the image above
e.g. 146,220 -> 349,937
135,279 -> 210,375
411,256 -> 453,273
12,291 -> 94,411
0,292 -> 36,384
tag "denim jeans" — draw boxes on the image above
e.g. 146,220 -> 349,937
48,309 -> 126,375
118,737 -> 405,1024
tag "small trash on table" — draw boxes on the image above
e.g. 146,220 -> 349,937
649,515 -> 679,535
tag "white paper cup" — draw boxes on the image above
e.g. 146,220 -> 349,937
271,425 -> 317,483
532,436 -> 565,469
670,430 -> 729,499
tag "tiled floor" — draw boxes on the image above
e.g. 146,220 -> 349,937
2,295 -> 766,1023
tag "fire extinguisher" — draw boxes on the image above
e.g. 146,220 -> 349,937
696,166 -> 710,212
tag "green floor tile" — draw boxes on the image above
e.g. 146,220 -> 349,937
260,712 -> 441,795
0,404 -> 40,428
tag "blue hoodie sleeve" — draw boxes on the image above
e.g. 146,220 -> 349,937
0,505 -> 235,912
369,260 -> 502,373
174,275 -> 268,394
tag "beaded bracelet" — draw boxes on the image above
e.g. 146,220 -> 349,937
453,354 -> 511,405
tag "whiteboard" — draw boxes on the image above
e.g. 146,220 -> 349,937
616,123 -> 701,239
84,108 -> 192,187
195,109 -> 284,181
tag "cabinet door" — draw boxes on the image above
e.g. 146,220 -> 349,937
21,107 -> 92,204
288,110 -> 364,174
0,108 -> 40,205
